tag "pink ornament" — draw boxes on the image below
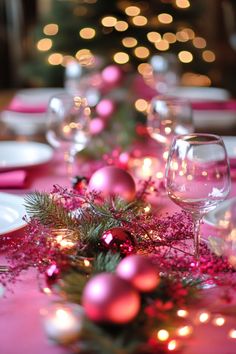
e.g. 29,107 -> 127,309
116,255 -> 160,292
82,273 -> 140,324
99,227 -> 135,257
45,262 -> 60,288
101,65 -> 122,85
96,99 -> 115,119
88,166 -> 136,202
89,117 -> 106,135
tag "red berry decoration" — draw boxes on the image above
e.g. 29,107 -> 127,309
99,227 -> 135,257
116,255 -> 160,292
82,272 -> 140,324
72,176 -> 88,192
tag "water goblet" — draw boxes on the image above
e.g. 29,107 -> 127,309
46,92 -> 91,178
165,133 -> 231,261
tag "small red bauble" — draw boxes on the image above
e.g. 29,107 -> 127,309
88,166 -> 136,202
82,272 -> 140,324
72,176 -> 88,192
99,227 -> 135,257
116,255 -> 160,292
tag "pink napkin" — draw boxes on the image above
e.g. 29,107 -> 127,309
192,100 -> 236,111
0,170 -> 28,188
6,97 -> 47,114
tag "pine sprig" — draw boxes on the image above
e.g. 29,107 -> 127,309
92,252 -> 121,274
24,192 -> 80,231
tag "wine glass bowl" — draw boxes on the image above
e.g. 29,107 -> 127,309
46,93 -> 91,177
165,134 -> 231,260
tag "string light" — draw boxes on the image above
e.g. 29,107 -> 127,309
176,29 -> 190,42
177,309 -> 188,318
135,98 -> 148,112
163,32 -> 176,43
175,0 -> 190,8
198,312 -> 210,323
202,50 -> 216,62
157,329 -> 169,341
122,37 -> 138,48
132,16 -> 148,26
154,39 -> 169,51
157,13 -> 173,24
212,316 -> 225,327
168,339 -> 178,351
177,325 -> 193,337
134,46 -> 150,59
229,329 -> 236,339
137,62 -> 152,75
101,16 -> 117,27
113,52 -> 129,64
125,6 -> 141,16
48,53 -> 63,65
37,38 -> 52,51
79,27 -> 96,39
147,31 -> 161,43
75,49 -> 92,61
193,37 -> 207,48
178,51 -> 193,63
43,23 -> 59,36
115,21 -> 128,31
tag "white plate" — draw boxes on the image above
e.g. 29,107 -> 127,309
16,87 -> 65,105
204,197 -> 236,228
168,86 -> 230,102
0,193 -> 27,235
1,110 -> 47,135
0,141 -> 54,171
222,136 -> 236,161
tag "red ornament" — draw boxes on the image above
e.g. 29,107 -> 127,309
82,272 -> 140,324
99,227 -> 135,257
88,166 -> 136,202
116,255 -> 160,292
45,262 -> 60,287
72,176 -> 88,192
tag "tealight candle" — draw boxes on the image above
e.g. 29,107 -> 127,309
43,304 -> 83,345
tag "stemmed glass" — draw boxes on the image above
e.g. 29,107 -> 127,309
46,92 -> 91,178
165,134 -> 231,260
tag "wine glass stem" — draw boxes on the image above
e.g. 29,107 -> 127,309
64,150 -> 76,179
192,216 -> 202,261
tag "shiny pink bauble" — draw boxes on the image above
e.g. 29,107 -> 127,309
82,273 -> 140,324
95,99 -> 115,118
99,227 -> 135,257
89,117 -> 106,135
116,255 -> 160,292
101,65 -> 122,85
88,166 -> 136,202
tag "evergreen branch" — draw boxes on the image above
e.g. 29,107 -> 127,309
24,192 -> 79,230
93,252 -> 121,274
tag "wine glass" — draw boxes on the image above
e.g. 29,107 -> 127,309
165,134 -> 231,260
46,92 -> 91,178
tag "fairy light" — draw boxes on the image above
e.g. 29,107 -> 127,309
43,23 -> 59,35
134,46 -> 150,59
137,62 -> 152,75
168,339 -> 178,351
84,259 -> 91,267
147,31 -> 161,43
101,16 -> 117,27
48,53 -> 63,65
198,312 -> 210,323
212,316 -> 225,327
178,51 -> 193,63
115,21 -> 128,31
202,50 -> 216,62
156,171 -> 164,179
125,6 -> 141,16
177,325 -> 192,337
181,72 -> 211,86
155,39 -> 169,51
185,28 -> 195,39
122,37 -> 138,48
163,32 -> 176,43
37,38 -> 52,51
192,37 -> 207,48
229,329 -> 236,339
175,0 -> 190,8
132,16 -> 148,26
157,329 -> 170,341
43,287 -> 52,295
75,48 -> 91,61
113,52 -> 129,64
176,29 -> 190,42
144,205 -> 151,213
135,98 -> 148,112
157,13 -> 173,24
79,27 -> 96,39
177,309 -> 188,318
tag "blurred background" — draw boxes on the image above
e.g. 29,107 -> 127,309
0,0 -> 236,95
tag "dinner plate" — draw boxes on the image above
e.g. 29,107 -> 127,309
0,141 -> 54,171
204,197 -> 236,229
168,86 -> 230,102
0,193 -> 27,235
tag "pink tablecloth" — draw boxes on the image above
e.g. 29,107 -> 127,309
1,152 -> 236,354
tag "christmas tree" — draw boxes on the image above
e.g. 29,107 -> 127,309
21,0 -> 216,88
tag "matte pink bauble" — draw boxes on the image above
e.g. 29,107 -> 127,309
99,227 -> 135,257
89,117 -> 106,135
101,65 -> 122,85
82,273 -> 140,324
88,166 -> 136,202
116,255 -> 160,292
96,99 -> 115,118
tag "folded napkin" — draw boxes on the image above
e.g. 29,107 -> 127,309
0,170 -> 28,188
192,100 -> 236,111
6,97 -> 47,114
